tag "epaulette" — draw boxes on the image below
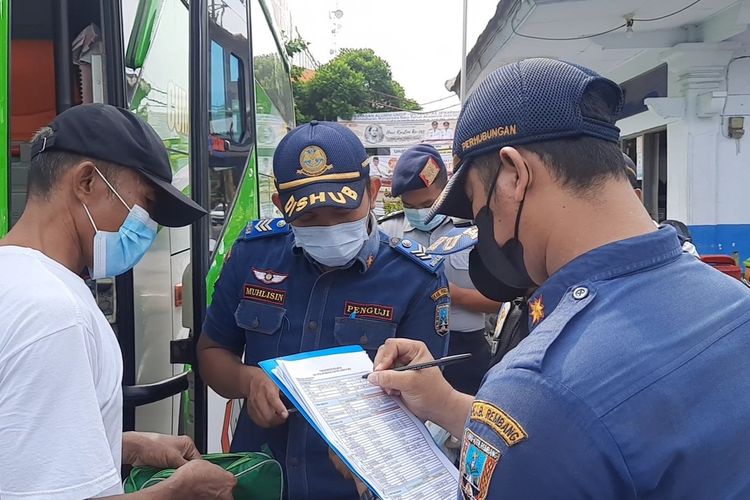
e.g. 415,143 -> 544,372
389,236 -> 444,274
239,218 -> 290,241
427,226 -> 478,255
377,210 -> 404,223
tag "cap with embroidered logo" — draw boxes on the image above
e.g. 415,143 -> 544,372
390,144 -> 447,197
428,58 -> 623,222
273,121 -> 370,222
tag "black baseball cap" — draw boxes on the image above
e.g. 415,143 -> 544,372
428,58 -> 623,222
31,103 -> 206,227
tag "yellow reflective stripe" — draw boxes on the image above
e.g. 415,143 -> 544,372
277,172 -> 361,190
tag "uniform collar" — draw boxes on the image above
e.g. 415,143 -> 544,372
403,213 -> 453,234
527,226 -> 683,331
353,213 -> 381,273
292,213 -> 380,273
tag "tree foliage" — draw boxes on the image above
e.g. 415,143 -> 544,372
292,48 -> 420,123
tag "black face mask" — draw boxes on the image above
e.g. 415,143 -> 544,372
468,162 -> 537,299
468,248 -> 528,302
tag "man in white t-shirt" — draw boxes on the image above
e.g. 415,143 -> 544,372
0,104 -> 236,499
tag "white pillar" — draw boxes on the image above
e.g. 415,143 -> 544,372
661,42 -> 750,257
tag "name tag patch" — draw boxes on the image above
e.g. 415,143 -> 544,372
243,284 -> 286,305
470,401 -> 527,447
460,429 -> 500,500
344,301 -> 394,321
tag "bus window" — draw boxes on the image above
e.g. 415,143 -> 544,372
207,2 -> 255,248
250,0 -> 294,218
209,43 -> 244,143
228,54 -> 245,142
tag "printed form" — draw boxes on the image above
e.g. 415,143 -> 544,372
263,346 -> 458,500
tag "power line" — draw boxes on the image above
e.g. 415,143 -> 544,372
367,99 -> 461,114
511,0 -> 705,41
633,0 -> 704,22
417,94 -> 457,106
365,87 -> 456,107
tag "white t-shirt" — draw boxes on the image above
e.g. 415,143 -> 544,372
0,247 -> 124,499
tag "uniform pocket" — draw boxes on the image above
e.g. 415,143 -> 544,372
334,317 -> 397,354
235,301 -> 286,363
235,300 -> 286,334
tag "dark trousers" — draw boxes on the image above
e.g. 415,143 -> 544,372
442,328 -> 491,396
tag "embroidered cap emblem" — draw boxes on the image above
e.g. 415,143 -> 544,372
298,146 -> 333,177
419,157 -> 441,187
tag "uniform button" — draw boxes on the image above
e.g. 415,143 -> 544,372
359,335 -> 368,345
402,239 -> 412,248
251,317 -> 260,328
572,287 -> 589,300
288,457 -> 299,467
308,320 -> 318,331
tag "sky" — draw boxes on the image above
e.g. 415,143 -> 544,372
287,0 -> 500,112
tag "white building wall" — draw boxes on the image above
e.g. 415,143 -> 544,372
618,41 -> 750,260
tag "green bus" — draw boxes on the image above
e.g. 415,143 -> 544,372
0,0 -> 294,452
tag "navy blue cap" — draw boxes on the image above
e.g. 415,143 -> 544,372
390,144 -> 447,197
273,121 -> 370,221
429,58 -> 623,221
30,103 -> 206,227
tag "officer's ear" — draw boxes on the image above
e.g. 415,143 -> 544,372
367,177 -> 381,204
499,147 -> 531,204
272,193 -> 283,213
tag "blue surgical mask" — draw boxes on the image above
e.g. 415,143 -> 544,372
292,215 -> 369,267
82,168 -> 158,279
404,207 -> 446,232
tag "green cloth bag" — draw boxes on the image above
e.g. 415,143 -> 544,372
123,452 -> 283,499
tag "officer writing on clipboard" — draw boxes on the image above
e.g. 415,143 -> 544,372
342,59 -> 750,498
379,144 -> 500,395
197,120 -> 450,500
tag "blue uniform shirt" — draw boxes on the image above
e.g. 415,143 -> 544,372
204,217 -> 450,500
459,227 -> 750,499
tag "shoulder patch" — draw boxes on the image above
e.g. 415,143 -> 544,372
460,429 -> 501,500
239,218 -> 290,241
391,239 -> 444,273
470,400 -> 527,447
377,210 -> 404,223
427,225 -> 478,255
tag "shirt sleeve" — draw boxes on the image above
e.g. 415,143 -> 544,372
461,369 -> 635,499
203,240 -> 247,354
0,325 -> 121,500
397,270 -> 450,359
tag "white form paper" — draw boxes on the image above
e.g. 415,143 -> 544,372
272,349 -> 459,500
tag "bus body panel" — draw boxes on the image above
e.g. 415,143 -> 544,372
0,0 -> 9,236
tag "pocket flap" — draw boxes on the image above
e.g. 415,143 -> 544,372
235,300 -> 286,335
334,317 -> 397,351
